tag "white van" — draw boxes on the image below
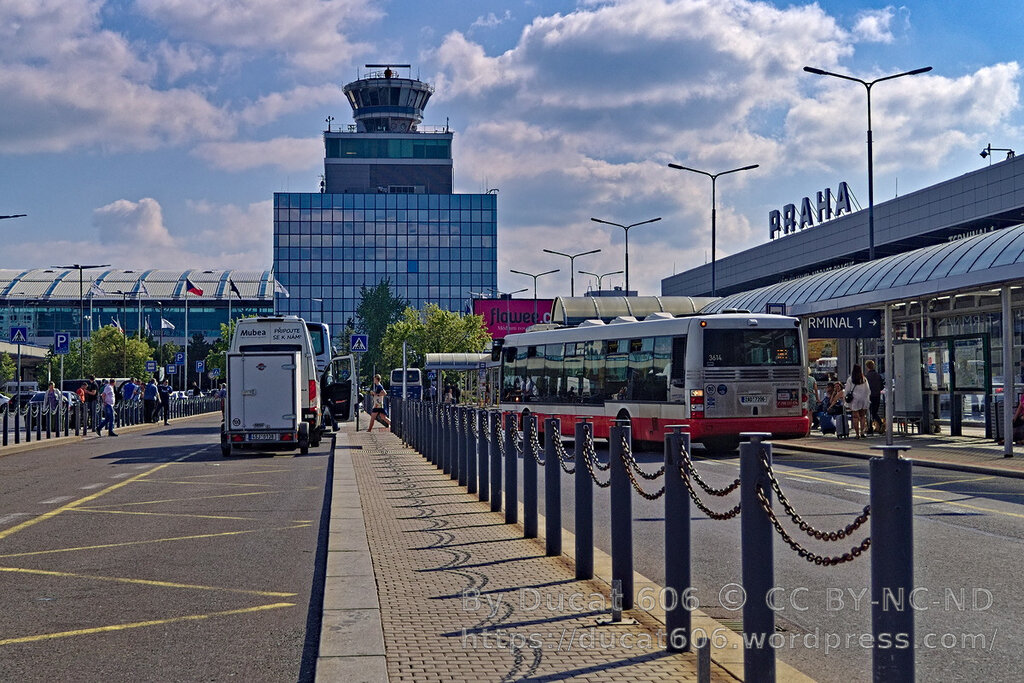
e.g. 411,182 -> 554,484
227,316 -> 324,448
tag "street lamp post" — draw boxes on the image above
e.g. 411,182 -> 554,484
52,263 -> 110,376
509,269 -> 559,320
667,163 -> 759,297
803,65 -> 932,261
312,298 -> 324,322
113,290 -> 129,377
578,269 -> 624,292
589,217 -> 662,295
542,249 -> 600,297
492,288 -> 528,336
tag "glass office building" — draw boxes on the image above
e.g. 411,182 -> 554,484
273,65 -> 498,328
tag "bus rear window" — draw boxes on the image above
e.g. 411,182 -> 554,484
390,370 -> 421,384
308,330 -> 324,355
703,329 -> 800,367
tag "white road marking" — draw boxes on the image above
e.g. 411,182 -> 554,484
0,513 -> 30,526
845,489 -> 870,495
38,496 -> 74,504
110,473 -> 133,479
79,483 -> 105,490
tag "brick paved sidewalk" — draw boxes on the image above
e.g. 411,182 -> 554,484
341,427 -> 733,683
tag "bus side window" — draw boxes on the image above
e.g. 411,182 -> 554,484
671,337 -> 687,383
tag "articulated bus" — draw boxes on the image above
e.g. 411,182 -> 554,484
498,312 -> 810,453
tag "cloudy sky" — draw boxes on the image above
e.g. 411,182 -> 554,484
1,0 -> 1020,297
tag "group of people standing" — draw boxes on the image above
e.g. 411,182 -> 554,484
812,360 -> 885,439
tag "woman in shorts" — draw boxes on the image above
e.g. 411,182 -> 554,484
367,374 -> 391,432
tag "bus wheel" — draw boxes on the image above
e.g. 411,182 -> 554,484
702,437 -> 740,455
298,423 -> 310,455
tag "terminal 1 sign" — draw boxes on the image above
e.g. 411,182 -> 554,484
769,181 -> 853,240
474,298 -> 553,340
807,309 -> 881,339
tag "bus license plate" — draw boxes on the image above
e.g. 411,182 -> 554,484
740,395 -> 768,406
248,433 -> 278,441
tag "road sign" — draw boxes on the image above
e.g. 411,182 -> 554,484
209,368 -> 221,378
350,334 -> 369,353
145,360 -> 157,372
196,360 -> 205,373
174,351 -> 185,365
167,364 -> 177,375
54,332 -> 71,355
766,302 -> 787,315
806,309 -> 882,339
9,327 -> 28,344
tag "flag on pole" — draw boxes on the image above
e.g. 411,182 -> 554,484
145,316 -> 152,335
229,279 -> 242,298
273,280 -> 290,298
89,283 -> 105,298
161,317 -> 176,330
185,278 -> 203,296
111,317 -> 123,333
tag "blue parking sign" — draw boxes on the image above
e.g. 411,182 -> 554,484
174,352 -> 185,365
54,333 -> 71,355
196,360 -> 205,373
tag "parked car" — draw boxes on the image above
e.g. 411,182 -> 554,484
27,391 -> 80,408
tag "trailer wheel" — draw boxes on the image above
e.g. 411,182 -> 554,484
298,423 -> 310,455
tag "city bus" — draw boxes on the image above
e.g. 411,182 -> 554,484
498,312 -> 809,453
305,322 -> 332,374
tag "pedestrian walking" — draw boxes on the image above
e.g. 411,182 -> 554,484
84,374 -> 99,429
122,378 -> 138,402
143,377 -> 158,422
864,360 -> 884,435
844,364 -> 870,438
95,378 -> 118,437
366,374 -> 391,432
158,379 -> 172,425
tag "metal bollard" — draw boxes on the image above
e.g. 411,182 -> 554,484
665,426 -> 691,652
609,420 -> 633,610
478,410 -> 489,502
544,417 -> 562,556
466,408 -> 477,494
430,403 -> 439,466
740,433 -> 775,682
456,407 -> 466,485
441,406 -> 451,474
490,411 -> 502,512
504,413 -> 518,524
696,636 -> 711,683
870,445 -> 914,682
574,419 -> 593,579
523,414 -> 538,538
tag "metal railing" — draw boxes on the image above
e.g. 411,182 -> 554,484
389,398 -> 915,682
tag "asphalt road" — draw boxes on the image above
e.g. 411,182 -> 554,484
516,437 -> 1024,682
0,414 -> 330,682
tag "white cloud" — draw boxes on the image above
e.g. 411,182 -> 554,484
471,11 -> 513,30
239,85 -> 346,126
152,40 -> 216,83
192,137 -> 323,172
852,7 -> 896,43
136,0 -> 382,72
94,198 -> 175,248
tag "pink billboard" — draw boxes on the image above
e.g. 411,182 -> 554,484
474,299 -> 554,339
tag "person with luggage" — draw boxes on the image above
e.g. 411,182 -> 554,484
844,364 -> 871,438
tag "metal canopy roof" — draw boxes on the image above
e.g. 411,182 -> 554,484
551,296 -> 718,325
423,353 -> 491,370
0,268 -> 275,301
701,224 -> 1024,316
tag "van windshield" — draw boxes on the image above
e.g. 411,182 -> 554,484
308,329 -> 325,355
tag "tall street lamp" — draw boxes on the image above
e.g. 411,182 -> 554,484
509,269 -> 559,320
667,163 -> 758,297
542,248 -> 600,297
803,65 -> 932,261
589,217 -> 661,295
312,298 -> 324,322
53,263 -> 110,376
578,269 -> 624,292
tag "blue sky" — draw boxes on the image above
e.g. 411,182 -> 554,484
2,0 -> 1021,297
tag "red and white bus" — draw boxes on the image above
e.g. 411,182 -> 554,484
498,311 -> 810,453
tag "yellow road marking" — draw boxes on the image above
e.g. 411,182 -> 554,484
133,479 -> 275,487
913,475 -> 995,488
70,508 -> 255,521
171,468 -> 297,479
0,603 -> 294,646
0,566 -> 295,597
84,491 -> 280,508
0,450 -> 201,542
0,523 -> 312,559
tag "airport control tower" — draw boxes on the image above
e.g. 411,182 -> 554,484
272,64 -> 497,333
323,64 -> 453,194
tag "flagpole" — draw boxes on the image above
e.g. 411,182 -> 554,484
137,291 -> 142,340
184,292 -> 189,392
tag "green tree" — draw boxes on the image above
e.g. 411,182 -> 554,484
90,327 -> 153,379
185,332 -> 213,387
355,278 -> 407,384
206,317 -> 252,384
0,352 -> 15,387
380,303 -> 491,374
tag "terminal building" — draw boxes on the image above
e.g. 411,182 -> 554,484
0,268 -> 273,347
273,64 -> 498,331
662,155 -> 1024,437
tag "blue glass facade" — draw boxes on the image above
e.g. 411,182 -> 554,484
272,192 -> 498,328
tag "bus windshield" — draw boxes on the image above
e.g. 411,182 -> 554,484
703,328 -> 801,367
308,328 -> 325,355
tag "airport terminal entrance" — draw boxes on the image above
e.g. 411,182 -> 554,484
920,334 -> 992,437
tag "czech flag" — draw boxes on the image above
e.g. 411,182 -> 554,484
185,278 -> 203,296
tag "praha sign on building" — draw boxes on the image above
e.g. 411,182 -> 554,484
769,182 -> 853,239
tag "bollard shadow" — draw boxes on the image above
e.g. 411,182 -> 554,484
523,649 -> 678,681
431,578 -> 577,601
416,554 -> 541,572
441,609 -> 606,637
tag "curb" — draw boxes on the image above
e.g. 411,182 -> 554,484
316,431 -> 388,683
0,410 -> 219,459
780,441 -> 1024,480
